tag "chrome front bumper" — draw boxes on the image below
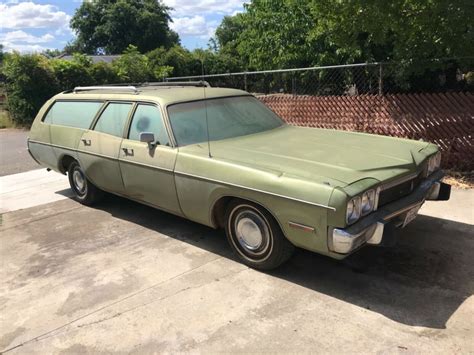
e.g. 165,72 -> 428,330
328,171 -> 451,255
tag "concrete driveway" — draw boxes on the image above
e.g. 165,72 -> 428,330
0,170 -> 473,353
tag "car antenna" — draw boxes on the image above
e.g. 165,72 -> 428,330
202,59 -> 212,158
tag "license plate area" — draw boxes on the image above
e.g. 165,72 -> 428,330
402,204 -> 421,227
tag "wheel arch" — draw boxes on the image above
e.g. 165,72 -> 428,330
210,195 -> 288,240
58,154 -> 77,174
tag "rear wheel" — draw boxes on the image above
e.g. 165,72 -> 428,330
67,161 -> 103,205
225,200 -> 294,270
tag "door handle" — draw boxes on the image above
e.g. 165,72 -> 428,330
81,139 -> 91,146
122,147 -> 134,156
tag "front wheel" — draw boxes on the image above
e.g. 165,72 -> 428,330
68,161 -> 103,205
225,200 -> 295,270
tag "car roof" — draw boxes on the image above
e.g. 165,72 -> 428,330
52,86 -> 250,107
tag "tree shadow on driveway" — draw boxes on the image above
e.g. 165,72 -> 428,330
92,194 -> 474,330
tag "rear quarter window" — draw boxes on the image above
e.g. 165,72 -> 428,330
43,101 -> 103,129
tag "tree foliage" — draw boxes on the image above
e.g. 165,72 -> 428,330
235,1 -> 333,70
230,0 -> 473,67
89,61 -> 119,84
50,54 -> 94,91
112,45 -> 151,82
70,0 -> 179,54
310,0 -> 474,64
208,0 -> 473,89
214,15 -> 245,56
147,45 -> 200,77
2,53 -> 58,125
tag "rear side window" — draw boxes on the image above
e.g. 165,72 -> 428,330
94,102 -> 133,137
44,101 -> 102,129
128,104 -> 170,146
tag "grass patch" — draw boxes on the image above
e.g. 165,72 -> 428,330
443,171 -> 474,189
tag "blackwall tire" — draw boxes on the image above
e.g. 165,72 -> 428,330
67,161 -> 103,206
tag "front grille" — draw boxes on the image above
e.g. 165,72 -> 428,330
378,174 -> 422,207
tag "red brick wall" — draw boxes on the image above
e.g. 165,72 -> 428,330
259,93 -> 474,170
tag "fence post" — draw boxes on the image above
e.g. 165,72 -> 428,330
378,63 -> 383,95
244,72 -> 248,92
292,73 -> 296,95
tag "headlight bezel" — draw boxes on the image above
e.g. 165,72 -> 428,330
361,189 -> 376,216
346,196 -> 362,225
346,188 -> 378,225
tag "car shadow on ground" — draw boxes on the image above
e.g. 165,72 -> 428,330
89,194 -> 473,330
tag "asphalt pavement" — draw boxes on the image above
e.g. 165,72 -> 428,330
0,129 -> 40,176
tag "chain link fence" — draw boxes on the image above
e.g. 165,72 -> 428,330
166,60 -> 473,95
166,60 -> 474,171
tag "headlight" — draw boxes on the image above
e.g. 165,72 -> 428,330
427,152 -> 442,175
346,196 -> 361,224
361,189 -> 376,216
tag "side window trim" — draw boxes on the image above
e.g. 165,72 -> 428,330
126,102 -> 175,148
89,101 -> 109,130
91,100 -> 135,138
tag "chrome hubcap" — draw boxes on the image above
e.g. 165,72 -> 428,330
235,211 -> 268,251
72,169 -> 86,194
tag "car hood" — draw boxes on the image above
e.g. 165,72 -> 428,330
208,125 -> 431,187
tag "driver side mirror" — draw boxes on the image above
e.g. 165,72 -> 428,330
139,132 -> 158,148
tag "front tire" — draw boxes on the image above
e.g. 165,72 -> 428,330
68,161 -> 103,205
225,200 -> 295,270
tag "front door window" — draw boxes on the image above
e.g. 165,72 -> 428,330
128,104 -> 170,146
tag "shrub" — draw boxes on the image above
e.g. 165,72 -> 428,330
2,53 -> 58,125
51,57 -> 94,91
90,61 -> 119,84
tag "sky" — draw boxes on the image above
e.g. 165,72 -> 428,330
0,0 -> 246,53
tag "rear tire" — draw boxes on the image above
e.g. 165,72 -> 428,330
67,161 -> 103,206
225,200 -> 295,270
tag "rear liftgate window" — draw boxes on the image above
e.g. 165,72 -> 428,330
44,101 -> 103,129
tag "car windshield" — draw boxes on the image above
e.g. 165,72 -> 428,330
167,96 -> 285,146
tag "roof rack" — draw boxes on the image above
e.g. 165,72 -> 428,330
70,81 -> 210,94
73,86 -> 138,93
144,81 -> 211,88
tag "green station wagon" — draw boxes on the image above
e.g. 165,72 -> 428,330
28,82 -> 451,270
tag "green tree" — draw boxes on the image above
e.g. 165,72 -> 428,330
310,0 -> 474,64
192,49 -> 241,75
309,0 -> 474,90
214,14 -> 245,57
2,53 -> 58,125
232,0 -> 341,70
112,45 -> 151,82
70,0 -> 179,54
147,45 -> 200,77
212,0 -> 472,90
